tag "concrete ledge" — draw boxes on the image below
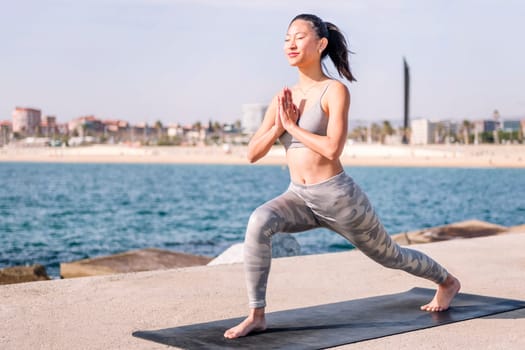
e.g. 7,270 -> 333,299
1,233 -> 524,349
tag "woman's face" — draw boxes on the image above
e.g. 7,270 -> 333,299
284,19 -> 325,67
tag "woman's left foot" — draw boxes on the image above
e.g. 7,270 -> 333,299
420,273 -> 461,312
224,316 -> 267,339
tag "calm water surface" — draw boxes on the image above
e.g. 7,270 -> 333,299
1,163 -> 524,278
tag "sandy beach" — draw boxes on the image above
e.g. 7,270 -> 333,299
1,143 -> 525,168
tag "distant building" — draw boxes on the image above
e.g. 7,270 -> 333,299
167,123 -> 184,138
131,122 -> 155,143
102,119 -> 124,133
40,115 -> 58,137
12,107 -> 42,136
68,115 -> 104,137
180,125 -> 206,145
43,115 -> 56,125
242,104 -> 267,134
56,123 -> 69,136
410,118 -> 436,145
222,123 -> 241,134
474,120 -> 499,133
502,120 -> 521,132
0,120 -> 12,145
102,119 -> 129,143
440,120 -> 459,139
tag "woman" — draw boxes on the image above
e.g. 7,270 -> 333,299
224,14 -> 460,339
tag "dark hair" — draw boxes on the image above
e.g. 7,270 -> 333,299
290,14 -> 356,82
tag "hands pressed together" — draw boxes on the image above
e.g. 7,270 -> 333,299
276,87 -> 300,133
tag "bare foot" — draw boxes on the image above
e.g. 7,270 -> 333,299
421,273 -> 461,312
224,315 -> 267,339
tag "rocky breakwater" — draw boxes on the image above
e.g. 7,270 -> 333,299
0,264 -> 51,285
60,248 -> 212,278
3,221 -> 521,284
59,235 -> 301,278
0,235 -> 301,284
391,219 -> 523,245
208,233 -> 301,265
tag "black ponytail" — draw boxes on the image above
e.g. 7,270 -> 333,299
324,22 -> 356,82
290,14 -> 356,82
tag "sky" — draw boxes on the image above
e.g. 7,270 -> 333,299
1,0 -> 524,126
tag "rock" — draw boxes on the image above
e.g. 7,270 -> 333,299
207,243 -> 244,266
507,224 -> 525,232
60,248 -> 212,278
392,219 -> 509,245
0,264 -> 51,285
208,233 -> 301,266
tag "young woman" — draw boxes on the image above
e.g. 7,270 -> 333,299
224,14 -> 461,339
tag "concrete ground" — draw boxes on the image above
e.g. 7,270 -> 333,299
1,232 -> 524,350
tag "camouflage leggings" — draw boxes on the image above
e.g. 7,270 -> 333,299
243,171 -> 448,308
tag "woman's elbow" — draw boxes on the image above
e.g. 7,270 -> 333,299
246,148 -> 261,163
325,152 -> 339,161
325,144 -> 344,161
247,153 -> 258,163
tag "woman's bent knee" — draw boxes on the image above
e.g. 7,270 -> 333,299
246,206 -> 279,240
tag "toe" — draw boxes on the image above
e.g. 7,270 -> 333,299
224,329 -> 236,339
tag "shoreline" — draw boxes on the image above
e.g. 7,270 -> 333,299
1,144 -> 525,168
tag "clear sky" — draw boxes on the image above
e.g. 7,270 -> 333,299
1,0 -> 523,126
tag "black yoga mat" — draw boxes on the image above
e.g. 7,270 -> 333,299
132,287 -> 525,350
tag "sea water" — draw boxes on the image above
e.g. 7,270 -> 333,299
1,162 -> 524,278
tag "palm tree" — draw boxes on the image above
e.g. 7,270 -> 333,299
81,123 -> 87,138
370,123 -> 381,143
234,119 -> 242,131
434,122 -> 446,144
348,126 -> 367,142
154,120 -> 163,140
462,120 -> 472,144
381,120 -> 395,144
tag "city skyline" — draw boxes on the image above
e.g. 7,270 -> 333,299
1,0 -> 524,125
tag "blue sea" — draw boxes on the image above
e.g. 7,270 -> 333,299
1,163 -> 524,278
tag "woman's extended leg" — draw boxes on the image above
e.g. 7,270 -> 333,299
299,173 -> 460,311
224,188 -> 319,338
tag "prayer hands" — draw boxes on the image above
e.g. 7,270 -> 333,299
277,87 -> 300,132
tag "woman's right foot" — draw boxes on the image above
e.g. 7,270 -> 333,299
421,273 -> 461,312
223,316 -> 267,339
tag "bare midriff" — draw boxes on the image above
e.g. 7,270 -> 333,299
286,147 -> 344,185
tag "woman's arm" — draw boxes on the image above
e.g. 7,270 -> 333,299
280,81 -> 350,160
246,95 -> 283,163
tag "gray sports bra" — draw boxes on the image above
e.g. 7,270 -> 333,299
279,82 -> 332,150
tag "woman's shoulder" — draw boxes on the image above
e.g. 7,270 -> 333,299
320,79 -> 350,112
326,79 -> 348,90
324,79 -> 350,98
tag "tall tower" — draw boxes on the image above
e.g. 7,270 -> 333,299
402,57 -> 410,144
